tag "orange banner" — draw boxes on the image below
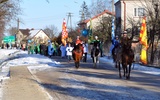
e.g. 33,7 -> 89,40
61,19 -> 68,46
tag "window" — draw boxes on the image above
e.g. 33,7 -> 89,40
134,8 -> 145,16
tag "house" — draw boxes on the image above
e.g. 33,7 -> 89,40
26,29 -> 50,44
115,0 -> 153,33
16,29 -> 50,47
78,10 -> 114,31
16,29 -> 30,46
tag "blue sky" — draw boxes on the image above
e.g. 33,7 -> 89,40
17,0 -> 92,32
16,0 -> 118,32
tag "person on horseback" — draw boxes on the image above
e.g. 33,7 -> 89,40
120,31 -> 130,47
111,35 -> 120,62
91,36 -> 100,58
93,36 -> 100,48
76,36 -> 82,45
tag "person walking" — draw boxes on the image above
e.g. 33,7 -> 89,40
83,41 -> 88,62
66,43 -> 73,62
48,41 -> 54,58
60,44 -> 66,58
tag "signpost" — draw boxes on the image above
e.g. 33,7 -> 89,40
3,36 -> 15,43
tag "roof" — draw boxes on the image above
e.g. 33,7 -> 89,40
115,0 -> 143,6
79,10 -> 115,24
27,29 -> 41,39
19,29 -> 30,36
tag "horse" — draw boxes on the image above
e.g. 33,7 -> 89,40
91,42 -> 100,68
112,45 -> 123,68
72,43 -> 83,68
120,40 -> 134,80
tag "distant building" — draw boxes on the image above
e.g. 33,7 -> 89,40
16,28 -> 50,46
115,0 -> 152,33
78,10 -> 114,31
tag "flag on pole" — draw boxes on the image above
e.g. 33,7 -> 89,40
61,19 -> 68,46
139,17 -> 148,64
111,17 -> 115,40
109,17 -> 115,56
88,19 -> 93,43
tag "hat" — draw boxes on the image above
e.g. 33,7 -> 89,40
95,36 -> 98,39
123,31 -> 127,34
115,35 -> 118,38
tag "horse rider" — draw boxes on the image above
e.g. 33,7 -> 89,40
111,35 -> 120,62
120,30 -> 135,59
73,36 -> 84,55
93,36 -> 100,47
91,36 -> 101,55
76,36 -> 82,45
120,31 -> 130,47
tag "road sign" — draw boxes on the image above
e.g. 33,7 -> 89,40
3,36 -> 15,43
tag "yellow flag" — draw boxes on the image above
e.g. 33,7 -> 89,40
139,17 -> 148,64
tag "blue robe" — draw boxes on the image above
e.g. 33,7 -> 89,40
48,43 -> 54,56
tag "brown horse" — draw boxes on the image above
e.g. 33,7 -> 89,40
72,43 -> 83,68
113,45 -> 122,69
120,40 -> 134,80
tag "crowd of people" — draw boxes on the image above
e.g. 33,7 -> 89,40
0,32 -> 131,63
45,35 -> 103,63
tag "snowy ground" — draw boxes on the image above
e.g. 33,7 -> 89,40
0,49 -> 160,99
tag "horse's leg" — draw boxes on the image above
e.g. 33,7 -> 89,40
122,63 -> 126,77
97,56 -> 99,63
77,61 -> 80,68
75,62 -> 77,68
115,58 -> 118,68
94,57 -> 96,68
125,65 -> 128,79
127,63 -> 132,80
75,61 -> 79,69
118,62 -> 121,78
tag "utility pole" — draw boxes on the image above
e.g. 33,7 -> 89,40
16,18 -> 20,42
67,12 -> 73,31
112,0 -> 114,13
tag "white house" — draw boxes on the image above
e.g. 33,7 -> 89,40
27,29 -> 50,44
115,0 -> 154,33
17,29 -> 50,47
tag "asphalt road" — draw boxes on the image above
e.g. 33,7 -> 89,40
32,56 -> 160,100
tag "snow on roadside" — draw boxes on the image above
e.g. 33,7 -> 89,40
100,56 -> 160,76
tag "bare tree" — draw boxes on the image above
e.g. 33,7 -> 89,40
0,0 -> 21,44
89,0 -> 112,17
7,27 -> 17,36
94,16 -> 112,42
43,25 -> 58,39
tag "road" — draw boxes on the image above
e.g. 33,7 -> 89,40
32,56 -> 160,100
